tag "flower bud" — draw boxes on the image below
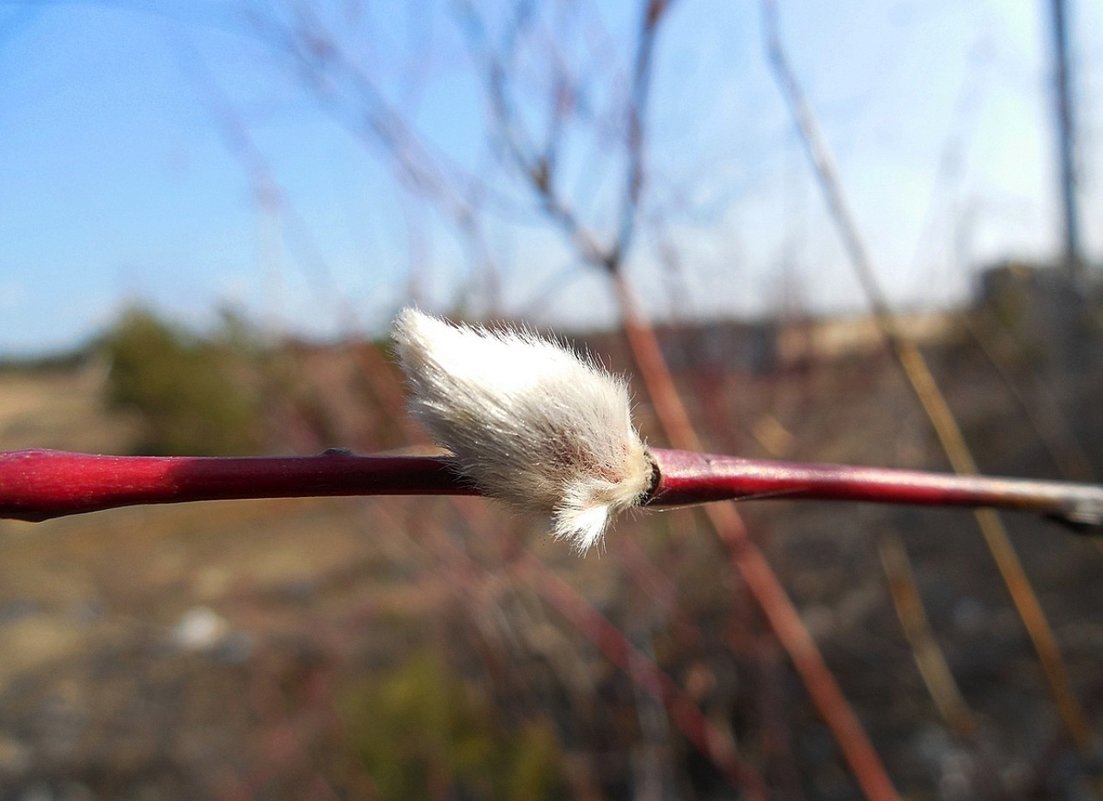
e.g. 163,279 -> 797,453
393,308 -> 653,551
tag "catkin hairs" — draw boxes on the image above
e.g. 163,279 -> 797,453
393,308 -> 653,551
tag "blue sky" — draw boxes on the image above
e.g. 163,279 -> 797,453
0,0 -> 1100,355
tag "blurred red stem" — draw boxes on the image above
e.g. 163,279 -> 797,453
1,448 -> 1099,527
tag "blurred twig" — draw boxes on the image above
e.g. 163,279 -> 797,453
965,313 -> 1096,483
458,2 -> 902,793
878,535 -> 977,737
517,552 -> 768,799
615,279 -> 900,801
762,0 -> 1099,773
464,2 -> 910,795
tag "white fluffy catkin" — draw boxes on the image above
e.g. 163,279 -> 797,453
392,308 -> 653,551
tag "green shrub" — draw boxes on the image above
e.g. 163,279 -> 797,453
98,306 -> 262,455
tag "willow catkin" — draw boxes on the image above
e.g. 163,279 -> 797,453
392,308 -> 653,551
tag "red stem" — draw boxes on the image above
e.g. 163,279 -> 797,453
1,448 -> 1099,527
648,449 -> 1103,528
0,449 -> 471,522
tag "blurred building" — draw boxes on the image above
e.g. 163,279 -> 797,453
974,259 -> 1102,370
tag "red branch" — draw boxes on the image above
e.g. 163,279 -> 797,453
1,448 -> 1099,528
0,449 -> 471,522
648,449 -> 1103,528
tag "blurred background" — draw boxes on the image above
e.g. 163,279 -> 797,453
0,1 -> 1102,798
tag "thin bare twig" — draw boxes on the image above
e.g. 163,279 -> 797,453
878,535 -> 978,737
614,278 -> 902,801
